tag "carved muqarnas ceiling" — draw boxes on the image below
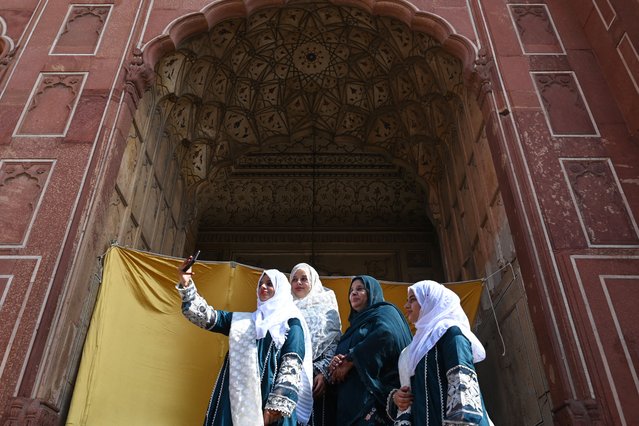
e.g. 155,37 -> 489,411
150,1 -> 466,229
199,138 -> 434,229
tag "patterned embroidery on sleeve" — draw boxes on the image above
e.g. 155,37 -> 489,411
445,364 -> 482,423
265,353 -> 303,417
178,282 -> 217,330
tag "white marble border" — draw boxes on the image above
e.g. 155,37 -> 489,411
0,275 -> 13,312
570,255 -> 639,426
592,0 -> 616,30
616,33 -> 639,95
0,256 -> 42,388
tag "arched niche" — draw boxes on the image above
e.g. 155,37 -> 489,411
98,2 -> 549,423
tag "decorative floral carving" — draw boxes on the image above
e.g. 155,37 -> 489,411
511,6 -> 553,38
67,6 -> 109,26
563,159 -> 639,244
28,74 -> 83,113
533,73 -> 596,135
0,162 -> 50,188
472,48 -> 493,99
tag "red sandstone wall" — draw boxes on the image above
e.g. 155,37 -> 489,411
566,0 -> 639,140
474,0 -> 639,423
0,1 -> 152,421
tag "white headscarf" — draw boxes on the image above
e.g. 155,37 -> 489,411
405,280 -> 486,376
290,263 -> 342,361
251,269 -> 314,424
254,269 -> 304,347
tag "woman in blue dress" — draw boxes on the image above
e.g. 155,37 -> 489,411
176,261 -> 314,425
328,275 -> 412,425
388,280 -> 491,426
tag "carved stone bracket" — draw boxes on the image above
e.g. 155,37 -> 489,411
0,16 -> 15,66
1,16 -> 17,80
124,48 -> 155,109
0,47 -> 16,81
0,49 -> 14,65
553,399 -> 603,425
472,48 -> 494,104
0,397 -> 59,426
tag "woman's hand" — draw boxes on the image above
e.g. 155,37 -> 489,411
313,373 -> 326,397
328,354 -> 345,378
393,386 -> 414,411
263,409 -> 282,425
177,257 -> 195,287
330,358 -> 353,383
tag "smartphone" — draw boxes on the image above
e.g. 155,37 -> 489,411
182,250 -> 201,273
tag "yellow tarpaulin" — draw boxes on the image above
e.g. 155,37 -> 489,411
67,246 -> 483,425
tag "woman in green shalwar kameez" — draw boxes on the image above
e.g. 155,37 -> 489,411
388,280 -> 491,426
176,263 -> 314,426
328,275 -> 412,425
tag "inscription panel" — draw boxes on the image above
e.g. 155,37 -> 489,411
14,73 -> 87,137
532,72 -> 599,136
509,4 -> 564,54
561,159 -> 639,246
51,5 -> 112,55
0,161 -> 54,246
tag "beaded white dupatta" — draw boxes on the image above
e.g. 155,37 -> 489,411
228,312 -> 262,425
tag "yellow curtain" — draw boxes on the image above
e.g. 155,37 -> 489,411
67,246 -> 483,425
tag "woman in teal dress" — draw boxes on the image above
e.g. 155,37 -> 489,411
176,262 -> 314,426
388,280 -> 491,426
328,275 -> 412,425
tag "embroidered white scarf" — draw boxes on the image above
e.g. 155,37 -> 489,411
290,263 -> 342,361
405,280 -> 486,376
228,312 -> 262,425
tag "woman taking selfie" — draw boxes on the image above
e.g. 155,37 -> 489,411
176,261 -> 313,426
